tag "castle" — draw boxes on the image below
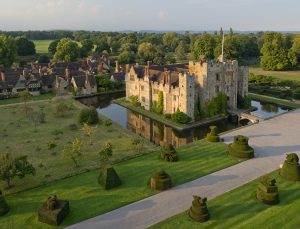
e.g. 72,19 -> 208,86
125,57 -> 249,121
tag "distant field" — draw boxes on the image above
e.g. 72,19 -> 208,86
32,40 -> 53,54
250,67 -> 300,82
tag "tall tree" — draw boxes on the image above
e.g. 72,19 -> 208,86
260,32 -> 291,71
175,41 -> 186,62
54,38 -> 80,62
192,34 -> 216,60
288,35 -> 300,67
0,35 -> 17,67
15,37 -> 36,56
137,42 -> 155,63
80,39 -> 94,57
48,40 -> 60,55
163,32 -> 179,51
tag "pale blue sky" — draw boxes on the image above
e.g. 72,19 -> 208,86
0,0 -> 299,31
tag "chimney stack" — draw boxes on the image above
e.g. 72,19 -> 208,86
125,64 -> 130,73
115,61 -> 119,73
0,72 -> 5,81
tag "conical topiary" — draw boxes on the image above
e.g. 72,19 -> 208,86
150,170 -> 172,191
228,135 -> 254,158
188,196 -> 209,222
98,165 -> 122,190
256,176 -> 279,205
280,153 -> 300,181
206,126 -> 220,142
161,144 -> 178,162
0,190 -> 9,216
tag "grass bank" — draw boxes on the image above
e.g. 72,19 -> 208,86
0,93 -> 55,106
249,67 -> 300,82
151,169 -> 300,229
248,93 -> 300,109
0,140 -> 240,229
0,98 -> 155,194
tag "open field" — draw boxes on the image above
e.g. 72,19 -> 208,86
0,140 -> 239,229
0,93 -> 55,106
151,169 -> 300,229
248,93 -> 300,109
0,98 -> 155,194
250,67 -> 300,82
32,40 -> 53,54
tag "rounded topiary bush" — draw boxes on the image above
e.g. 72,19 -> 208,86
256,176 -> 279,205
0,191 -> 9,216
150,170 -> 172,191
78,108 -> 99,125
161,144 -> 178,162
228,135 -> 254,158
188,196 -> 209,222
280,153 -> 300,181
98,165 -> 122,190
206,126 -> 220,142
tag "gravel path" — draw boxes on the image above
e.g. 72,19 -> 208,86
67,109 -> 300,229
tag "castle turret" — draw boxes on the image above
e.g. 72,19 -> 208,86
179,73 -> 195,121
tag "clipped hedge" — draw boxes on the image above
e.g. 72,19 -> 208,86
256,176 -> 279,205
206,126 -> 220,142
150,170 -> 172,191
98,165 -> 122,190
280,153 -> 300,181
171,111 -> 191,124
78,108 -> 99,125
228,135 -> 254,159
161,144 -> 178,162
188,196 -> 210,222
0,190 -> 9,216
38,196 -> 69,226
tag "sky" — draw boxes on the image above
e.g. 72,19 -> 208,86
0,0 -> 299,31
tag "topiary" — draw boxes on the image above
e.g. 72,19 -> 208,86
78,108 -> 99,125
188,196 -> 210,222
256,176 -> 279,205
161,144 -> 178,162
0,190 -> 9,216
206,126 -> 220,142
228,135 -> 254,158
280,153 -> 300,181
38,195 -> 69,226
98,165 -> 122,190
149,170 -> 172,191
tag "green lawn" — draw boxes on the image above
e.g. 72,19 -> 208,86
0,140 -> 240,229
151,169 -> 300,229
32,40 -> 53,54
0,93 -> 55,106
0,98 -> 155,194
248,93 -> 300,109
250,67 -> 300,82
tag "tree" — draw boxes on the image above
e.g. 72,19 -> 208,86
163,32 -> 179,51
37,54 -> 50,63
19,91 -> 31,117
118,50 -> 136,64
82,123 -> 96,145
95,37 -> 110,54
175,41 -> 186,62
48,40 -> 60,55
288,35 -> 300,67
80,39 -> 94,57
260,32 -> 291,71
15,37 -> 36,56
62,138 -> 83,167
137,42 -> 155,63
0,153 -> 35,188
54,38 -> 80,62
0,35 -> 17,67
156,91 -> 164,114
192,34 -> 216,60
99,142 -> 113,165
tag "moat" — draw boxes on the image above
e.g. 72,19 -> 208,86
77,93 -> 290,147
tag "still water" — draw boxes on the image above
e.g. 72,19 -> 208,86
77,93 -> 290,147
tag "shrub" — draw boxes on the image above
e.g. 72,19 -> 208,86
78,108 -> 99,125
237,94 -> 251,109
98,165 -> 122,190
228,135 -> 254,158
103,119 -> 112,126
280,153 -> 300,181
38,195 -> 69,226
55,102 -> 69,117
206,126 -> 220,142
188,196 -> 210,222
204,93 -> 227,118
149,170 -> 172,191
171,111 -> 191,124
128,95 -> 141,107
161,144 -> 178,162
164,113 -> 172,120
0,190 -> 9,216
256,176 -> 279,205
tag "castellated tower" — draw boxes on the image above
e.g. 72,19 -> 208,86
178,72 -> 195,120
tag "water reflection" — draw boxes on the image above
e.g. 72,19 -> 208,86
251,100 -> 289,119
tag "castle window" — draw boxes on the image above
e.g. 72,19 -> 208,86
141,85 -> 144,91
142,97 -> 145,102
215,86 -> 220,93
216,73 -> 220,81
